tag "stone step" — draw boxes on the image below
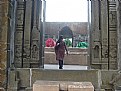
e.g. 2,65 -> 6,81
33,81 -> 94,91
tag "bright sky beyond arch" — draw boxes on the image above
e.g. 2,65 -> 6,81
46,0 -> 88,22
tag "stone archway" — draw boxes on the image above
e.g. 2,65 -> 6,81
59,26 -> 73,47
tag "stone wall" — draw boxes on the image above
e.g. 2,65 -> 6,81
45,22 -> 87,36
45,22 -> 88,47
14,0 -> 43,68
116,0 -> 121,70
8,69 -> 121,91
90,0 -> 117,70
0,0 -> 9,90
44,47 -> 88,65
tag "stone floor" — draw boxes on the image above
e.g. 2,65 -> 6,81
44,64 -> 88,70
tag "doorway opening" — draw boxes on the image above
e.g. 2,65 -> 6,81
44,0 -> 91,70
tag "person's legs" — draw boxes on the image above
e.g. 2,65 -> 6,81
59,60 -> 63,69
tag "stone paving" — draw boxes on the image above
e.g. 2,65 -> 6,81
44,64 -> 88,70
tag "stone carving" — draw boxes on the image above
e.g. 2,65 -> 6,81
14,1 -> 25,67
15,45 -> 22,59
102,38 -> 108,45
23,46 -> 30,58
31,43 -> 39,59
109,11 -> 117,26
110,38 -> 117,45
109,71 -> 121,87
31,0 -> 41,62
94,45 -> 99,58
110,46 -> 117,58
102,46 -> 108,58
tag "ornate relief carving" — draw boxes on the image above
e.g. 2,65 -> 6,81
94,45 -> 99,58
110,46 -> 117,58
14,1 -> 25,67
31,42 -> 39,59
102,46 -> 108,58
15,45 -> 22,59
102,38 -> 108,45
109,72 -> 121,86
109,11 -> 117,26
23,45 -> 30,58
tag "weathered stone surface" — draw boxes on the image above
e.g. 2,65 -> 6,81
44,52 -> 87,65
31,0 -> 42,67
44,47 -> 88,65
16,69 -> 30,87
14,0 -> 25,67
108,1 -> 117,69
23,0 -> 32,67
101,70 -> 119,89
68,82 -> 94,91
59,82 -> 68,90
60,81 -> 94,91
8,71 -> 19,90
33,81 -> 59,91
101,0 -> 108,46
0,0 -> 9,89
32,69 -> 99,89
33,81 -> 94,91
45,47 -> 87,52
116,0 -> 121,70
91,0 -> 102,67
90,0 -> 117,70
8,68 -> 121,90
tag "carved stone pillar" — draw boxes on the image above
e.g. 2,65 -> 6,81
90,0 -> 117,70
14,0 -> 43,68
31,0 -> 42,68
14,0 -> 25,68
91,0 -> 101,65
116,0 -> 121,71
23,0 -> 32,67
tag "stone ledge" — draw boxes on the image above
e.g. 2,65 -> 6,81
44,52 -> 87,65
33,81 -> 94,91
33,81 -> 59,91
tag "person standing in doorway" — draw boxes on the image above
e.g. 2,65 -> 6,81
55,35 -> 68,69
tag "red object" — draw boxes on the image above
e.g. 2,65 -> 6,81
45,38 -> 56,47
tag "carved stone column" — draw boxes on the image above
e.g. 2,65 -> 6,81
116,0 -> 121,71
14,0 -> 25,68
90,0 -> 101,68
23,0 -> 32,67
31,0 -> 42,68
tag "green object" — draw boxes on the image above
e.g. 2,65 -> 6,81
76,42 -> 88,48
64,38 -> 72,47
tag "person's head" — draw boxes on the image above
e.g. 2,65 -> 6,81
59,35 -> 63,41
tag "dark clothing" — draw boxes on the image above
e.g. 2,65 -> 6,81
59,60 -> 63,69
55,40 -> 68,69
55,41 -> 66,60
